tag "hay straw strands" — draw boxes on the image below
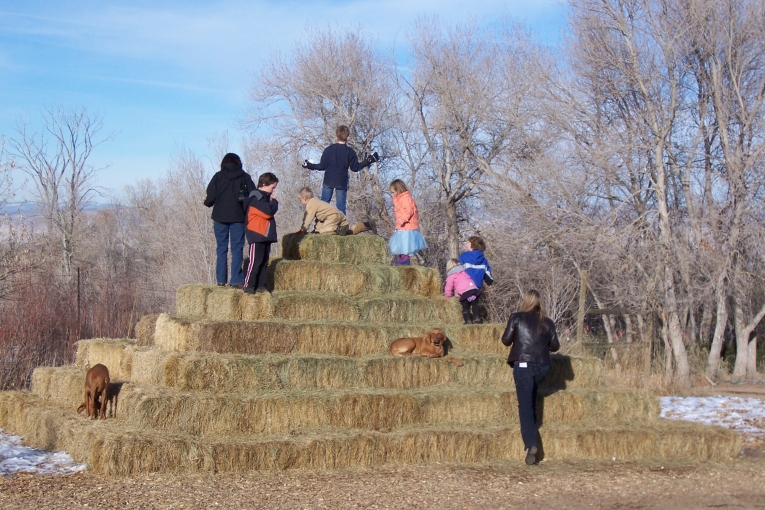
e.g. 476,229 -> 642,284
281,234 -> 390,264
271,292 -> 360,322
134,314 -> 159,346
111,385 -> 661,436
175,285 -> 215,316
356,294 -> 463,324
127,351 -> 603,392
0,392 -> 741,475
31,366 -> 84,410
74,338 -> 136,381
272,260 -> 441,297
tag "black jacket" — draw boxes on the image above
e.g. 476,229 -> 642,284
244,189 -> 279,244
204,162 -> 256,223
501,311 -> 560,366
305,143 -> 368,190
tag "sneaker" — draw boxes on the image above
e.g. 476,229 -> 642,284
230,283 -> 244,290
217,283 -> 226,287
366,219 -> 377,235
525,446 -> 538,465
472,316 -> 483,324
255,287 -> 269,294
243,287 -> 255,294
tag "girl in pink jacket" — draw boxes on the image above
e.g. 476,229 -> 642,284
388,179 -> 428,265
444,258 -> 482,324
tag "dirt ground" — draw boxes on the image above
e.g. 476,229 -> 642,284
1,385 -> 763,509
1,458 -> 763,510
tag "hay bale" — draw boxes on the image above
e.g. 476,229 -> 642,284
272,260 -> 442,297
356,294 -> 462,324
154,314 -> 197,351
206,288 -> 243,321
454,323 -> 508,354
74,338 -> 136,380
272,260 -> 368,295
193,320 -> 299,354
241,291 -> 273,320
281,233 -> 390,264
31,366 -> 84,409
293,323 -> 390,356
175,284 -> 215,316
134,314 -> 159,346
272,292 -> 359,322
0,391 -> 740,475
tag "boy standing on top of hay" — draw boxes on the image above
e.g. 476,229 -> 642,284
243,172 -> 279,294
458,236 -> 493,323
296,187 -> 376,235
301,125 -> 379,215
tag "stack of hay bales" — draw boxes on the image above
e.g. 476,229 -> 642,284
0,234 -> 741,475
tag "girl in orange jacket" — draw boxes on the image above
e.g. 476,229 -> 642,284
388,179 -> 428,265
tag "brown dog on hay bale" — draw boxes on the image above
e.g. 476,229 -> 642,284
76,364 -> 110,420
389,328 -> 447,358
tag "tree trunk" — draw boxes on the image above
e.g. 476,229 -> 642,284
747,336 -> 758,380
707,276 -> 728,379
732,299 -> 750,381
444,200 -> 460,260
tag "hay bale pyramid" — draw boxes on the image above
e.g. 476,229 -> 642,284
0,235 -> 740,475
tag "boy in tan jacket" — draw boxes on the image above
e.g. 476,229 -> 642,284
296,187 -> 376,235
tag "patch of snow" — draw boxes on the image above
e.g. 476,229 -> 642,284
660,396 -> 765,441
0,430 -> 86,476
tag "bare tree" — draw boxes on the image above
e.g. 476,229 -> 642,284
246,27 -> 395,224
10,107 -> 109,278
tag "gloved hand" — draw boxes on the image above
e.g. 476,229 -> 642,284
364,151 -> 379,166
301,160 -> 310,169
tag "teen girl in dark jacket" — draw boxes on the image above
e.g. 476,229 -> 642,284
501,289 -> 560,465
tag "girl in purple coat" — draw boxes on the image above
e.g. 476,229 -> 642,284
444,258 -> 482,324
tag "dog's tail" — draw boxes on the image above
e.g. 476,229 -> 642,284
76,403 -> 86,414
445,357 -> 464,367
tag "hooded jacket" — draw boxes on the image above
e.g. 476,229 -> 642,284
244,189 -> 279,243
458,250 -> 493,288
501,311 -> 560,366
204,162 -> 256,223
444,265 -> 478,298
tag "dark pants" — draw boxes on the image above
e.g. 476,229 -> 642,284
213,221 -> 245,285
460,289 -> 482,320
513,362 -> 551,450
244,242 -> 271,291
321,185 -> 347,215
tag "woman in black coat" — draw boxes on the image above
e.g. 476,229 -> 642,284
501,289 -> 560,465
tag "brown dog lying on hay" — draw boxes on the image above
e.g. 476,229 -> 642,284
388,328 -> 463,366
76,364 -> 110,420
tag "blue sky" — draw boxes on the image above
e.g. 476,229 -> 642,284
0,1 -> 566,202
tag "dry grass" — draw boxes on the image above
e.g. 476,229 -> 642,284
112,385 -> 661,436
31,366 -> 84,410
356,294 -> 463,324
175,285 -> 215,316
74,338 -> 136,381
134,314 -> 159,347
271,292 -> 360,322
206,288 -> 244,321
0,391 -> 741,476
281,234 -> 390,265
272,260 -> 441,297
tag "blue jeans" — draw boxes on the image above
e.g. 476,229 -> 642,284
213,221 -> 245,285
513,362 -> 551,450
321,186 -> 347,215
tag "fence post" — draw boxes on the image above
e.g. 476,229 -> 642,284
576,270 -> 588,346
